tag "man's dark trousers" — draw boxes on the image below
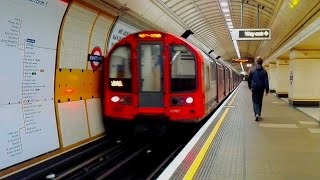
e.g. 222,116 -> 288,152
252,89 -> 264,116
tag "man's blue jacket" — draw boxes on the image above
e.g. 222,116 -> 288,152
248,64 -> 269,93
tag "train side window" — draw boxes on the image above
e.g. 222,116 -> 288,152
170,45 -> 196,92
210,61 -> 217,81
206,66 -> 210,91
109,46 -> 132,92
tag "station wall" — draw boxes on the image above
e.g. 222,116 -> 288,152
0,0 -> 142,176
56,2 -> 113,148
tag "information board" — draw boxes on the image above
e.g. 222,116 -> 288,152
0,101 -> 59,170
0,0 -> 67,170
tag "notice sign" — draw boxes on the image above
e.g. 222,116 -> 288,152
232,28 -> 271,41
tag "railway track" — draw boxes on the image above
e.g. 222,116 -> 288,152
6,124 -> 198,180
48,137 -> 184,180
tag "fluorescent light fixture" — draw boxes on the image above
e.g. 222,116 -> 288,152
233,40 -> 241,59
228,25 -> 233,29
227,22 -> 232,26
240,62 -> 245,72
247,64 -> 252,67
226,18 -> 231,21
220,2 -> 228,7
224,14 -> 230,16
222,8 -> 229,13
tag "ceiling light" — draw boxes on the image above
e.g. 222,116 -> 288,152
220,2 -> 228,7
226,18 -> 231,21
224,13 -> 230,17
222,8 -> 229,13
228,25 -> 233,29
240,62 -> 245,72
227,22 -> 232,26
233,40 -> 241,59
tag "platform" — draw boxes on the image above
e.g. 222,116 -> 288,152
158,81 -> 320,180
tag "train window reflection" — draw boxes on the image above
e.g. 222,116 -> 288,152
139,44 -> 162,92
170,45 -> 196,92
109,46 -> 132,92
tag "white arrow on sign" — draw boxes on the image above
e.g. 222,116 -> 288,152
264,31 -> 269,36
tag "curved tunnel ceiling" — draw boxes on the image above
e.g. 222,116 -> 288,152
101,0 -> 320,72
155,0 -> 281,62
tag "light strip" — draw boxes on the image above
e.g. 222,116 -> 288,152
222,8 -> 229,12
220,2 -> 228,7
233,40 -> 241,58
219,0 -> 241,61
240,62 -> 244,72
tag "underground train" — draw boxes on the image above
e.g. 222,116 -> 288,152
103,31 -> 241,133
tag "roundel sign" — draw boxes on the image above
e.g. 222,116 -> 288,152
88,46 -> 104,71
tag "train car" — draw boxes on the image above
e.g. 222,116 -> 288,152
103,31 -> 240,134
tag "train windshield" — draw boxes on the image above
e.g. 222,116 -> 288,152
109,46 -> 132,92
170,45 -> 196,92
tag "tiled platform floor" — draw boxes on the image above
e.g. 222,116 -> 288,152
167,82 -> 320,180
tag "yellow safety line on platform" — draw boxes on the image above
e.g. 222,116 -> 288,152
183,89 -> 239,180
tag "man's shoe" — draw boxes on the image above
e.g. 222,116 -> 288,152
255,114 -> 259,121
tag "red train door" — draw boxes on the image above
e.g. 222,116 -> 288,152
138,44 -> 163,107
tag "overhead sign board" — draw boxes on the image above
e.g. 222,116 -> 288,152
232,28 -> 271,41
232,58 -> 248,62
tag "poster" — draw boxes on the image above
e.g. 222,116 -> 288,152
0,0 -> 67,170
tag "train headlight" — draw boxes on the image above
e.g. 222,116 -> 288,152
186,97 -> 193,104
171,96 -> 194,105
111,96 -> 120,102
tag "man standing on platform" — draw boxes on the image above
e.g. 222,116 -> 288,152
248,57 -> 269,121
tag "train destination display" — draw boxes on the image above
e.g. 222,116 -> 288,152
0,0 -> 67,170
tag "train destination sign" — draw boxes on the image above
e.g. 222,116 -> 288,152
232,28 -> 271,41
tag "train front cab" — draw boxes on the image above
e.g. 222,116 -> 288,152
103,32 -> 207,131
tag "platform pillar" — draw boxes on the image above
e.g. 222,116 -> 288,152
276,58 -> 289,97
268,62 -> 277,93
289,49 -> 320,106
